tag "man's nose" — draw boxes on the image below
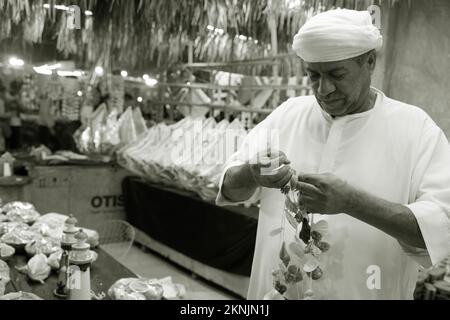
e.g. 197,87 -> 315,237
317,77 -> 336,96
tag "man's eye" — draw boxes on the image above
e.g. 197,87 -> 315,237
331,74 -> 346,80
309,73 -> 320,81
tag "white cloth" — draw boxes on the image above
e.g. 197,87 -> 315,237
216,88 -> 450,299
292,9 -> 383,62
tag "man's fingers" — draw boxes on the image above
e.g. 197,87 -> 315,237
266,163 -> 291,177
298,173 -> 323,186
259,166 -> 292,189
258,157 -> 272,167
256,150 -> 291,167
272,172 -> 293,189
279,154 -> 291,165
259,156 -> 289,169
296,181 -> 321,196
301,196 -> 318,212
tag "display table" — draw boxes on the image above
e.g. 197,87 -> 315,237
4,247 -> 136,300
122,176 -> 258,298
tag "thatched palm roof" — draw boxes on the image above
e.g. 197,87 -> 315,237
0,0 -> 401,71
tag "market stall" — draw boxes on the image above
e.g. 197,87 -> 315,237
0,0 -> 449,302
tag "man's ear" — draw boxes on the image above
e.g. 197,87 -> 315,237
366,50 -> 377,74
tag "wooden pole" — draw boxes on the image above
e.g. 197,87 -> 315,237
268,7 -> 279,109
188,41 -> 194,64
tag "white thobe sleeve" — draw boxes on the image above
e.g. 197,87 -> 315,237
402,122 -> 450,267
215,101 -> 291,207
215,157 -> 262,207
215,122 -> 269,207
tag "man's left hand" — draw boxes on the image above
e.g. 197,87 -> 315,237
295,173 -> 355,214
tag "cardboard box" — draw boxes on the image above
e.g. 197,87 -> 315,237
27,165 -> 133,229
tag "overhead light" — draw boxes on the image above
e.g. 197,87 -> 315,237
145,78 -> 158,87
77,91 -> 83,97
95,66 -> 104,76
33,63 -> 59,75
9,57 -> 25,67
286,0 -> 302,10
207,25 -> 224,35
121,70 -> 128,77
54,5 -> 68,10
33,66 -> 52,75
238,35 -> 247,41
43,4 -> 79,12
142,74 -> 150,81
57,70 -> 83,77
137,97 -> 143,103
84,10 -> 93,16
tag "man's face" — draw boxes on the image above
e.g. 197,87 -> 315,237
305,55 -> 373,117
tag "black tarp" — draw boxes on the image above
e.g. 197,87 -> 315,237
122,177 -> 258,276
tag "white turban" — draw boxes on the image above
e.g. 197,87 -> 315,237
292,9 -> 383,63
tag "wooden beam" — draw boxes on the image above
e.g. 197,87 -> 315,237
181,54 -> 296,69
152,82 -> 310,91
150,100 -> 273,114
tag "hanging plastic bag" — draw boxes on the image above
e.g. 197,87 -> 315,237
132,107 -> 147,137
101,108 -> 120,155
118,107 -> 137,146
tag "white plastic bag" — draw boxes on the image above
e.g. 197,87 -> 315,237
26,253 -> 51,283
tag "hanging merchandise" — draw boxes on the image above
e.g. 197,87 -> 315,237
107,75 -> 125,114
132,108 -> 148,137
20,73 -> 38,112
74,104 -> 107,155
263,173 -> 331,300
60,77 -> 82,122
176,88 -> 211,118
74,105 -> 147,156
117,107 -> 137,147
194,33 -> 271,64
101,107 -> 121,154
23,2 -> 46,43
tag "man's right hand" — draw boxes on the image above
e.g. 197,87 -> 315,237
248,150 -> 293,189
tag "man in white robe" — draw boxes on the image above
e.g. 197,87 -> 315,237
216,9 -> 450,299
